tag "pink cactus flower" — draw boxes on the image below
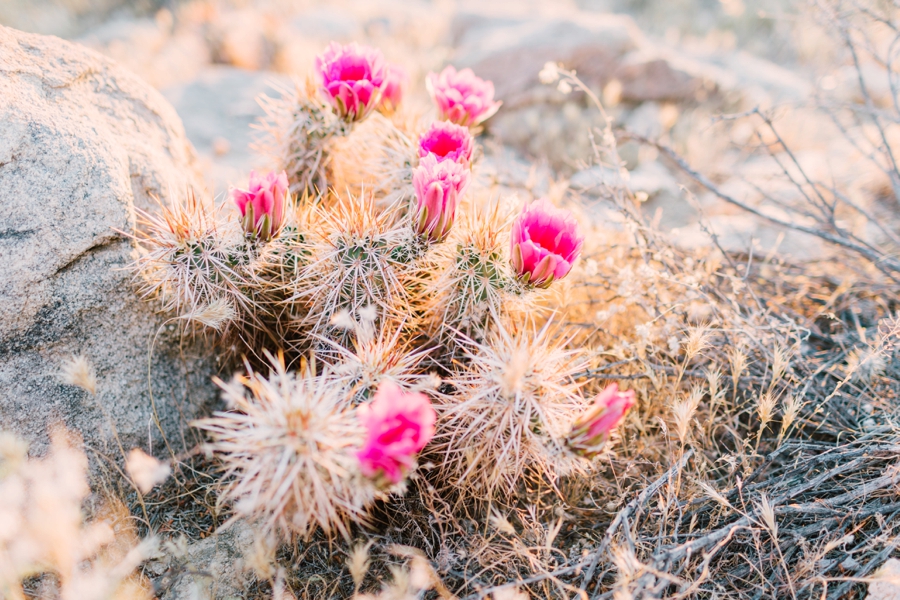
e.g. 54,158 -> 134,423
510,199 -> 584,288
379,63 -> 408,114
426,65 -> 502,127
418,121 -> 475,166
412,153 -> 470,243
567,384 -> 635,458
232,170 -> 289,240
315,42 -> 387,122
356,381 -> 436,485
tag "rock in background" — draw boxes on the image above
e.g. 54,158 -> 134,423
0,26 -> 219,459
162,66 -> 288,197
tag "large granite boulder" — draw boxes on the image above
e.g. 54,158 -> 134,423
0,25 -> 218,459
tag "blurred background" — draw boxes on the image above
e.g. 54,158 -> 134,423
1,0 -> 862,262
0,0 -> 803,62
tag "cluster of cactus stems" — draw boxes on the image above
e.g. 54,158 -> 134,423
131,42 -> 634,540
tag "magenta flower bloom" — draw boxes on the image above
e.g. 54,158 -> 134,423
567,384 -> 635,458
356,381 -> 436,485
315,41 -> 387,122
232,170 -> 289,240
379,63 -> 407,114
412,153 -> 470,243
426,65 -> 502,127
418,121 -> 474,166
510,199 -> 584,288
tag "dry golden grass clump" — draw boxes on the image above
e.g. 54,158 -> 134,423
0,431 -> 155,600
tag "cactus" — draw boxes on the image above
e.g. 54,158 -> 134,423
258,78 -> 351,196
131,191 -> 248,336
290,193 -> 418,339
423,203 -> 521,348
127,43 -> 600,543
430,319 -> 590,504
194,353 -> 376,540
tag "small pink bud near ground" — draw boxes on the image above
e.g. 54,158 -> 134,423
357,381 -> 436,486
232,170 -> 289,241
567,383 -> 635,458
412,153 -> 470,243
379,63 -> 408,114
315,41 -> 387,122
418,121 -> 475,166
426,65 -> 502,128
510,198 -> 584,288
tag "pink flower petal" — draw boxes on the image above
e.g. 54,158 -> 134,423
232,170 -> 289,240
427,64 -> 501,127
412,154 -> 470,242
510,199 -> 584,287
316,42 -> 387,122
357,381 -> 436,485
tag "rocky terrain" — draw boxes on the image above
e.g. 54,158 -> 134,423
0,24 -> 218,460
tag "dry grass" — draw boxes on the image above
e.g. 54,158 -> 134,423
0,431 -> 156,600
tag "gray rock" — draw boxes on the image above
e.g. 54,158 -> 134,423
628,161 -> 680,197
0,26 -> 218,460
615,54 -> 704,103
451,12 -> 642,106
451,9 -> 809,113
658,46 -> 812,106
450,11 -> 719,106
571,161 -> 695,228
623,101 -> 663,139
487,100 -> 605,170
571,160 -> 678,198
570,165 -> 625,192
480,145 -> 554,199
450,11 -> 711,169
156,520 -> 258,600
